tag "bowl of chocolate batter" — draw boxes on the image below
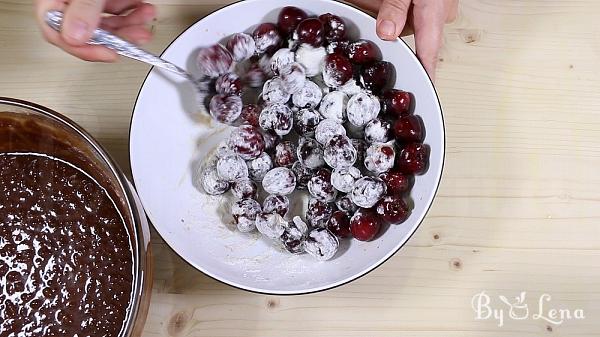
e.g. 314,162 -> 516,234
0,97 -> 152,336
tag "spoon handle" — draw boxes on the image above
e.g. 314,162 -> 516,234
45,10 -> 189,78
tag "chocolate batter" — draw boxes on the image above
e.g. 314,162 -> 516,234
0,153 -> 133,336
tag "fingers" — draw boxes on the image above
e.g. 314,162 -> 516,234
100,3 -> 156,30
62,0 -> 106,45
412,0 -> 448,80
446,0 -> 459,23
112,25 -> 153,44
105,0 -> 142,14
376,0 -> 412,40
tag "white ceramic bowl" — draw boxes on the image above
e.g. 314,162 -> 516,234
130,0 -> 444,295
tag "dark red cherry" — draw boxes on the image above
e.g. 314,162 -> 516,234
350,210 -> 381,241
323,53 -> 354,88
327,211 -> 352,238
318,13 -> 346,42
396,143 -> 429,175
253,23 -> 283,54
278,6 -> 308,36
326,39 -> 350,55
294,18 -> 324,47
375,195 -> 410,224
379,171 -> 411,196
382,89 -> 412,116
275,141 -> 297,167
347,40 -> 382,65
394,115 -> 424,143
239,104 -> 261,127
360,61 -> 395,94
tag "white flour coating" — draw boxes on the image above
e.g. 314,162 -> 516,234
262,78 -> 291,104
323,134 -> 357,169
232,199 -> 261,232
319,91 -> 348,123
292,80 -> 323,108
331,167 -> 362,193
303,228 -> 339,261
364,143 -> 395,174
259,103 -> 293,136
231,179 -> 257,199
270,48 -> 296,74
215,141 -> 235,159
246,152 -> 273,182
347,92 -> 381,127
335,194 -> 358,214
306,198 -> 333,228
364,119 -> 391,143
255,212 -> 287,240
209,94 -> 243,124
263,195 -> 290,216
201,165 -> 230,195
216,154 -> 249,182
280,63 -> 306,94
315,119 -> 346,145
254,27 -> 282,54
322,57 -> 350,88
340,79 -> 364,96
262,167 -> 297,195
308,170 -> 337,202
294,108 -> 321,136
196,44 -> 232,78
228,33 -> 256,62
280,216 -> 309,254
350,177 -> 387,208
297,137 -> 325,169
228,125 -> 265,160
295,44 -> 327,77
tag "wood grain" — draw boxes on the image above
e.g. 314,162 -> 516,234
1,0 -> 600,336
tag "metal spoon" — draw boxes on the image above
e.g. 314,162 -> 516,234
45,10 -> 209,106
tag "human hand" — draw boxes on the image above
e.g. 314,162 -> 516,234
35,0 -> 156,62
347,0 -> 458,80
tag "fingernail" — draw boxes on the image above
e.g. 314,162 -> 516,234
378,20 -> 396,37
65,20 -> 89,43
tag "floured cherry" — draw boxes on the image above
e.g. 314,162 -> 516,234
232,199 -> 261,232
303,228 -> 339,261
259,103 -> 293,136
247,152 -> 273,182
294,108 -> 321,136
297,137 -> 325,169
239,104 -> 261,127
364,118 -> 392,143
347,92 -> 381,127
319,13 -> 346,42
270,48 -> 296,75
306,197 -> 334,228
200,165 -> 229,195
255,212 -> 287,240
322,53 -> 353,88
262,78 -> 291,104
215,73 -> 242,96
319,91 -> 348,123
364,142 -> 395,174
315,119 -> 346,145
280,63 -> 306,94
280,216 -> 309,254
196,44 -> 233,78
351,176 -> 387,208
291,161 -> 315,190
228,125 -> 265,160
226,33 -> 256,62
331,166 -> 361,193
292,80 -> 323,108
262,167 -> 296,195
335,194 -> 358,215
308,168 -> 337,202
295,44 -> 327,77
275,141 -> 297,167
263,195 -> 290,217
253,23 -> 282,54
231,179 -> 258,199
216,154 -> 248,182
324,134 -> 357,169
243,61 -> 268,88
326,39 -> 350,55
209,94 -> 243,124
360,61 -> 395,94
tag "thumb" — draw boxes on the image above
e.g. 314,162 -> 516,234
62,0 -> 106,45
376,0 -> 412,40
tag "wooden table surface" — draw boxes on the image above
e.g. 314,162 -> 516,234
1,0 -> 600,336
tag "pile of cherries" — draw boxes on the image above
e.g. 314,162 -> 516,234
197,6 -> 429,261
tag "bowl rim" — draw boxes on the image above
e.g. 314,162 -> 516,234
128,0 -> 446,295
0,96 -> 150,335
